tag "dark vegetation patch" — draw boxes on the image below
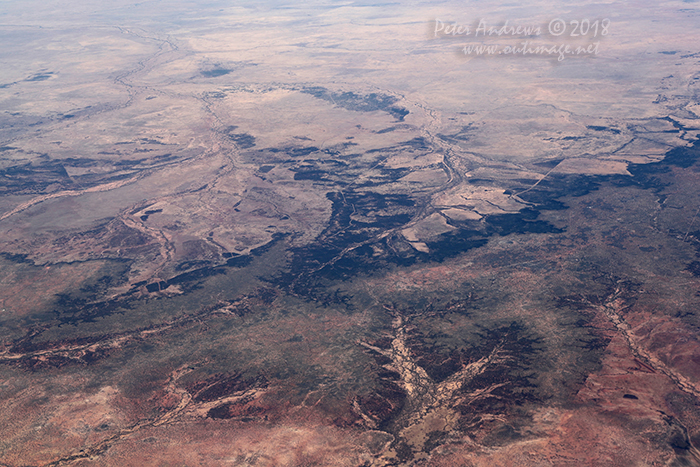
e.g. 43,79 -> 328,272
222,125 -> 255,149
50,267 -> 135,326
201,67 -> 232,78
301,86 -> 409,121
286,146 -> 321,157
291,159 -> 352,183
139,208 -> 163,222
25,72 -> 54,82
227,132 -> 256,148
686,261 -> 700,277
587,125 -> 621,134
628,122 -> 700,176
0,159 -> 72,193
207,403 -> 235,419
0,252 -> 33,264
483,208 -> 564,236
226,255 -> 254,267
0,154 -> 174,194
54,295 -> 132,325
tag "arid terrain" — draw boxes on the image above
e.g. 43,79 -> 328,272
1,0 -> 700,465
